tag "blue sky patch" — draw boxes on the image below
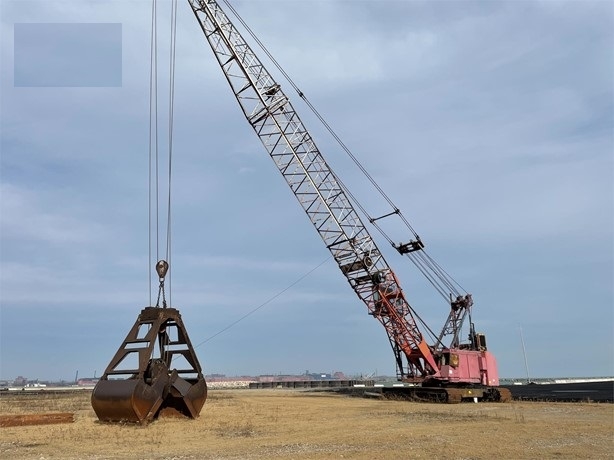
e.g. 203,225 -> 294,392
14,23 -> 122,87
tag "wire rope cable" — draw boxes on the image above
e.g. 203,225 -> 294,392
148,0 -> 159,306
148,0 -> 177,307
165,0 -> 178,307
221,1 -> 414,231
222,1 -> 467,300
191,256 -> 332,350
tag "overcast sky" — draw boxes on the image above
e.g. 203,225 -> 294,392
1,0 -> 612,382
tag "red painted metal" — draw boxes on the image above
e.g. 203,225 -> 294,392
186,0 -> 506,399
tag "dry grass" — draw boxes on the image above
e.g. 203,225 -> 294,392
0,389 -> 612,459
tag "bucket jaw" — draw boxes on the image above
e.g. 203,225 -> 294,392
91,306 -> 207,424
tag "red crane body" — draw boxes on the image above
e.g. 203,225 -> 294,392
188,0 -> 508,401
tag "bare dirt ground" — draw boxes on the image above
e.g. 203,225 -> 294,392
1,389 -> 612,459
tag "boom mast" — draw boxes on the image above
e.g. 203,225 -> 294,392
188,0 -> 439,379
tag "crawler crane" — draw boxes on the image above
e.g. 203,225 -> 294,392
188,0 -> 510,402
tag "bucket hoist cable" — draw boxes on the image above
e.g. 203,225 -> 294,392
148,0 -> 178,308
91,0 -> 208,425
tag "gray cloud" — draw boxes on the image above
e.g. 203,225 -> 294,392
1,0 -> 612,381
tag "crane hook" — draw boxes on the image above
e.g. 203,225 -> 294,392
156,260 -> 169,280
155,260 -> 169,308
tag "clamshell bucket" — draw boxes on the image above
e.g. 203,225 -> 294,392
91,306 -> 207,424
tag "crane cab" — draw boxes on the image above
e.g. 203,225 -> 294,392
436,348 -> 500,387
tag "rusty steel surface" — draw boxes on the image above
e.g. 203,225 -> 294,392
91,306 -> 207,424
497,388 -> 513,402
0,413 -> 74,428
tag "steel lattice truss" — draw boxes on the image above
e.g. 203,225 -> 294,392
437,294 -> 473,349
188,0 -> 440,379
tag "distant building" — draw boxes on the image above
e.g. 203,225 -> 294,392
12,376 -> 27,387
25,382 -> 46,388
305,372 -> 333,381
206,373 -> 227,379
203,371 -> 350,383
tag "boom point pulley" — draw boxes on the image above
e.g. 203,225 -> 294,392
155,259 -> 169,308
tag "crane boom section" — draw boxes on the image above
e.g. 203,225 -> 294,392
188,0 -> 439,377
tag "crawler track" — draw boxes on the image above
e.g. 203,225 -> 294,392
333,381 -> 611,403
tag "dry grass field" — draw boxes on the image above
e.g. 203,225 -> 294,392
0,389 -> 612,459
